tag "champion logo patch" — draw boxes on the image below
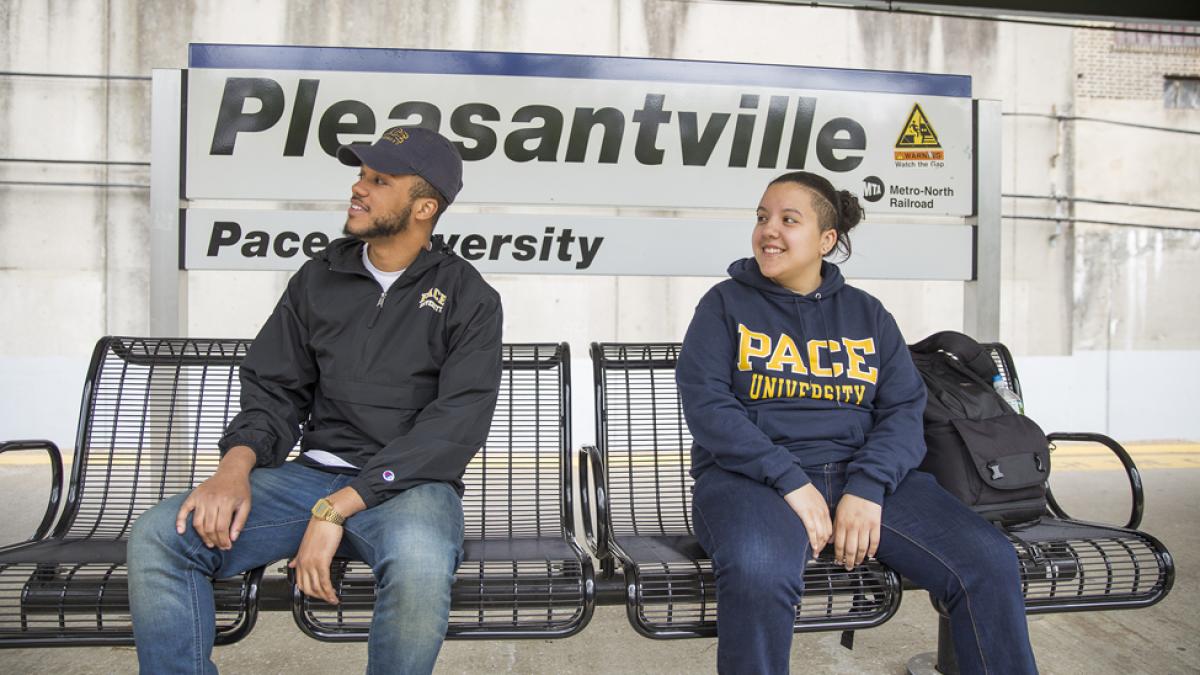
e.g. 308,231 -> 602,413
382,470 -> 396,482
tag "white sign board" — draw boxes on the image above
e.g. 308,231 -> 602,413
183,208 -> 973,280
176,45 -> 977,275
185,45 -> 973,215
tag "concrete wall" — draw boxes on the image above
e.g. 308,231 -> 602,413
1,1 -> 1196,447
1054,28 -> 1200,438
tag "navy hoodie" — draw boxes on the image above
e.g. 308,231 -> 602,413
676,258 -> 927,505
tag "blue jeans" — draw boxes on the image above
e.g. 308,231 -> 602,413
128,461 -> 464,675
692,463 -> 1037,675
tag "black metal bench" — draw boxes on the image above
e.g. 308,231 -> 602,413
909,342 -> 1176,673
579,341 -> 1174,667
579,343 -> 903,639
0,337 -> 261,647
984,343 -> 1173,615
293,342 -> 594,640
0,337 -> 593,648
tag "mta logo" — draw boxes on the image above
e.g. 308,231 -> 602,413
419,287 -> 447,313
862,176 -> 885,202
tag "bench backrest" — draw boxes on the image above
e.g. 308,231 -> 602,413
591,343 -> 694,538
57,337 -> 569,542
463,343 -> 570,541
590,340 -> 1022,540
60,337 -> 249,540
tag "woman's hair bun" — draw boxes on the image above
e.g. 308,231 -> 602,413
836,190 -> 864,232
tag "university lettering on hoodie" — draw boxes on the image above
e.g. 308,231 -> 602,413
736,324 -> 877,405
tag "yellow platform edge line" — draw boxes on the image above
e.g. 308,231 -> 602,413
2,443 -> 1199,468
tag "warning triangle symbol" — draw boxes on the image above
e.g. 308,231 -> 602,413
895,104 -> 941,148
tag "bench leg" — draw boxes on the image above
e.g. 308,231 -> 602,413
906,614 -> 959,675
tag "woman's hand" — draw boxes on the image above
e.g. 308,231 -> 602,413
833,494 -> 882,570
783,483 -> 833,560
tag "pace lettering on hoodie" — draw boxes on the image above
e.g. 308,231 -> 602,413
736,325 -> 876,404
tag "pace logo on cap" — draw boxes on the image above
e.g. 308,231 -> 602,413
382,127 -> 409,145
382,470 -> 396,482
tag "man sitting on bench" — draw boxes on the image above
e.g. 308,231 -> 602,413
128,126 -> 503,675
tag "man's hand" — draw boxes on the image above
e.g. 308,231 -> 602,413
783,483 -> 833,560
833,493 -> 882,570
288,487 -> 368,606
289,519 -> 345,605
176,445 -> 256,550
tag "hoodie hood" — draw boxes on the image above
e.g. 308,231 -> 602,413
728,257 -> 846,299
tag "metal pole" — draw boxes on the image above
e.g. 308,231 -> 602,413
149,69 -> 187,336
964,99 -> 1001,341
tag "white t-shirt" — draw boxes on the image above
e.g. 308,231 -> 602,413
362,243 -> 406,291
302,243 -> 406,470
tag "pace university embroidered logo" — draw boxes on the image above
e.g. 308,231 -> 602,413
382,127 -> 409,145
419,287 -> 447,313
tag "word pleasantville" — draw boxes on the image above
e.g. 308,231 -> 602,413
209,78 -> 870,172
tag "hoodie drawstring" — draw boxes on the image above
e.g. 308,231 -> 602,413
812,294 -> 843,408
793,296 -> 815,391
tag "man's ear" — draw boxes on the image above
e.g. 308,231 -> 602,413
415,197 -> 439,222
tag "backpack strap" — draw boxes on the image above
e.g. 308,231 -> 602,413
909,330 -> 999,381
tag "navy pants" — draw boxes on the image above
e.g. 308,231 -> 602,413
692,463 -> 1038,675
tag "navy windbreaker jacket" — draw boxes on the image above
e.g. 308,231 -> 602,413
218,236 -> 503,509
676,258 -> 926,505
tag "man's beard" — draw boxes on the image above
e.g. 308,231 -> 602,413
344,204 -> 411,239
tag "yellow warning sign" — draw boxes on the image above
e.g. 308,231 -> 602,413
896,104 -> 941,147
895,103 -> 944,161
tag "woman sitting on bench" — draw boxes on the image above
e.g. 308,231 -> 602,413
675,171 -> 1038,675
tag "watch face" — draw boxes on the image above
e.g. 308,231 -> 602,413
312,499 -> 341,523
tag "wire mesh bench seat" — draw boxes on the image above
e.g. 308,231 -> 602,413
909,343 -> 1175,673
579,343 -> 903,638
580,342 -> 1175,652
292,343 -> 594,640
0,338 -> 594,648
0,337 -> 261,647
980,342 -> 1173,614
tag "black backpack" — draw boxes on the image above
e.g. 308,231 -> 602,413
909,331 -> 1051,523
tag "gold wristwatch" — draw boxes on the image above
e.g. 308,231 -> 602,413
310,498 -> 346,526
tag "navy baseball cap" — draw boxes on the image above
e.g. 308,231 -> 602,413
337,126 -> 464,204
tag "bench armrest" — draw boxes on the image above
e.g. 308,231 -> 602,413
0,439 -> 65,542
576,444 -> 611,562
1046,432 -> 1143,530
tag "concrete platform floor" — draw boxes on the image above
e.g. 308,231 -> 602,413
0,457 -> 1195,673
